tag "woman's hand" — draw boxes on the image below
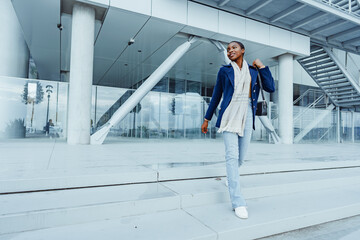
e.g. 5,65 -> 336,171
253,59 -> 265,69
201,120 -> 209,134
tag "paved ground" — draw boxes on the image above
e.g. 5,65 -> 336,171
260,215 -> 360,240
1,137 -> 360,171
1,137 -> 360,185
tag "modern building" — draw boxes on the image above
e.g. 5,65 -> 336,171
1,0 -> 360,145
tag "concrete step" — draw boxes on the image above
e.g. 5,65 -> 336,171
3,183 -> 360,240
1,159 -> 360,194
1,168 -> 360,235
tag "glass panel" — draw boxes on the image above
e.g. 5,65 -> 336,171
95,86 -> 128,137
0,77 -> 28,139
152,77 -> 168,93
168,93 -> 185,138
169,78 -> 185,94
186,80 -> 201,94
355,112 -> 360,142
341,111 -> 352,142
184,93 -> 202,139
293,105 -> 337,143
0,77 -> 68,139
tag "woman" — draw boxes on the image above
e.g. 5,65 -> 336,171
201,41 -> 275,219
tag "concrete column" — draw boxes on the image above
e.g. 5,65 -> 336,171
67,3 -> 95,145
337,107 -> 341,143
0,0 -> 29,77
278,53 -> 294,144
351,111 -> 355,143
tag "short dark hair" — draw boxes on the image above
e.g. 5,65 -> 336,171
229,41 -> 245,51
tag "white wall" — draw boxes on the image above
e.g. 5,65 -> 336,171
0,0 -> 29,78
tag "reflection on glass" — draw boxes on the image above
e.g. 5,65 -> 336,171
0,77 -> 68,139
152,77 -> 168,93
169,78 -> 185,94
186,80 -> 201,94
6,76 -> 360,143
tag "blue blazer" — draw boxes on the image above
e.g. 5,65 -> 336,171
204,64 -> 275,130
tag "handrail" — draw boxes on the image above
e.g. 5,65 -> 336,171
324,47 -> 360,94
294,94 -> 325,123
346,52 -> 360,85
293,88 -> 324,106
316,125 -> 333,143
318,0 -> 360,18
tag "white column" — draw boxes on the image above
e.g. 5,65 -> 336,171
351,111 -> 355,143
336,107 -> 341,143
67,4 -> 95,145
0,0 -> 29,77
278,53 -> 294,144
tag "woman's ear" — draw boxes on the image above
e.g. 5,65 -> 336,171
241,48 -> 245,54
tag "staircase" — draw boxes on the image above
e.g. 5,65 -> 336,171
2,165 -> 360,239
297,45 -> 360,107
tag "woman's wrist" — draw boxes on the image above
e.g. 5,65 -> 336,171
204,118 -> 209,122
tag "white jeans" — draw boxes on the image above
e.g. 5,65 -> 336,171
222,99 -> 253,208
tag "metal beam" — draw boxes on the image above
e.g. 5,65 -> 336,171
296,0 -> 360,25
270,2 -> 306,22
246,0 -> 273,15
218,0 -> 231,7
291,11 -> 327,29
90,36 -> 198,145
209,40 -> 230,65
343,36 -> 360,45
310,19 -> 347,35
327,26 -> 360,41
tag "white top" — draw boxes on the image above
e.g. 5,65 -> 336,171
218,59 -> 251,137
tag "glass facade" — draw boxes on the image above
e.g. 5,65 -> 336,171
0,77 -> 68,139
1,76 -> 360,143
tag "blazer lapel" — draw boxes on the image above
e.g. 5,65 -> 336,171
223,65 -> 234,87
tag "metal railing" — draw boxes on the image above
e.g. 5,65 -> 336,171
293,93 -> 326,123
319,0 -> 360,18
293,88 -> 325,106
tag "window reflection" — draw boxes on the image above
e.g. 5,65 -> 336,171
3,76 -> 359,142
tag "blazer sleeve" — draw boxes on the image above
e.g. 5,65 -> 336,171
204,68 -> 224,121
258,66 -> 275,93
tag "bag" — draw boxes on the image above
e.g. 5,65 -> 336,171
255,69 -> 268,116
256,101 -> 267,116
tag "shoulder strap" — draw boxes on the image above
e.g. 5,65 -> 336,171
257,68 -> 266,101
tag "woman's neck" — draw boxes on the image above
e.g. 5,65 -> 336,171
235,57 -> 243,69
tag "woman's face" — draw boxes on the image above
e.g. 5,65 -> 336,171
227,42 -> 244,61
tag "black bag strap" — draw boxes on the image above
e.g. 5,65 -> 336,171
256,67 -> 266,101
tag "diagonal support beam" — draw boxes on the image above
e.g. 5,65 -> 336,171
246,0 -> 273,15
291,11 -> 327,29
90,36 -> 198,144
209,40 -> 230,65
270,2 -> 306,22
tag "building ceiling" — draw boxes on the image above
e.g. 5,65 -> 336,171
193,0 -> 360,53
11,0 -> 360,89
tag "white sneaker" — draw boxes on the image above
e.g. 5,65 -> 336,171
235,206 -> 248,219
